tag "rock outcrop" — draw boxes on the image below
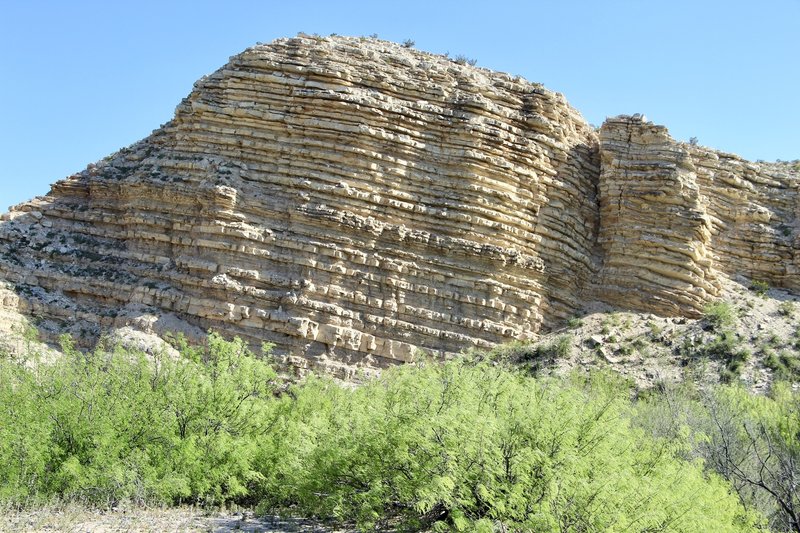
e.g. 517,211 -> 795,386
690,145 -> 800,290
597,116 -> 799,316
0,35 -> 797,376
597,117 -> 720,315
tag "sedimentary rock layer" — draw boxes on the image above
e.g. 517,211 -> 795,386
690,145 -> 800,290
0,35 -> 599,376
0,35 -> 797,374
597,115 -> 799,316
597,116 -> 720,316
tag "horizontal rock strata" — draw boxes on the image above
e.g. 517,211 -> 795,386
690,146 -> 800,290
0,35 -> 599,376
597,116 -> 720,316
0,35 -> 797,375
597,115 -> 799,316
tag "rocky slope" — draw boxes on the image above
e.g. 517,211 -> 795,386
508,276 -> 800,392
1,35 -> 797,378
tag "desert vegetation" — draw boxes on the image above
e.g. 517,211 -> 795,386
1,331 -> 799,531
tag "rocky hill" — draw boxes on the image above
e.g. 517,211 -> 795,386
1,34 -> 798,379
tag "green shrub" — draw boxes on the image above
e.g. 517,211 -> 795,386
631,337 -> 648,351
453,54 -> 477,66
566,316 -> 583,329
637,382 -> 799,531
702,330 -> 739,359
535,334 -> 573,360
646,320 -> 663,337
0,332 -> 277,505
703,300 -> 735,330
704,331 -> 750,382
750,280 -> 770,297
484,340 -> 537,363
680,327 -> 750,382
0,334 -> 766,531
616,343 -> 633,356
778,300 -> 796,318
258,363 -> 754,531
766,331 -> 782,347
764,349 -> 800,382
485,336 -> 571,374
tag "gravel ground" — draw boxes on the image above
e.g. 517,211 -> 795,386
533,276 -> 800,392
0,506 -> 353,532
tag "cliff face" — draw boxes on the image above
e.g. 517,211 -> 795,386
598,117 -> 799,317
597,117 -> 720,316
0,35 -> 797,376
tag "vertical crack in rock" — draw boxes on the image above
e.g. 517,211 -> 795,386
596,115 -> 720,316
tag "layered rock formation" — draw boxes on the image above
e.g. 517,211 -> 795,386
598,116 -> 799,316
597,117 -> 720,316
690,146 -> 800,289
0,35 -> 797,375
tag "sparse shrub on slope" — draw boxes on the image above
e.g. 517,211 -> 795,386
750,280 -> 771,297
764,349 -> 800,382
477,335 -> 573,375
777,300 -> 796,318
688,301 -> 753,382
704,300 -> 736,331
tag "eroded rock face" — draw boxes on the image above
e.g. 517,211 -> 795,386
0,35 -> 797,375
597,116 -> 720,316
0,35 -> 600,376
597,115 -> 799,317
690,145 -> 800,290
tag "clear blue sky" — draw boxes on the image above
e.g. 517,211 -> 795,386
2,0 -> 798,210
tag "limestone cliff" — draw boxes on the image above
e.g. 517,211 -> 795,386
0,35 -> 797,376
598,116 -> 799,316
